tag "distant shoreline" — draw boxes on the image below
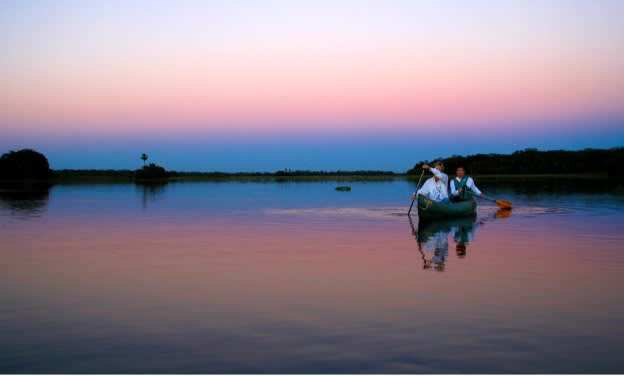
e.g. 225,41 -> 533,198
2,146 -> 621,184
0,171 -> 610,185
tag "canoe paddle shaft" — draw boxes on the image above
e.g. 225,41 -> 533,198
408,198 -> 416,215
408,169 -> 426,215
466,187 -> 513,209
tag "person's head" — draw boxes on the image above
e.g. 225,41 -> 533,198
456,166 -> 466,178
434,161 -> 445,172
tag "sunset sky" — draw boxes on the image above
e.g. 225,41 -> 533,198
1,0 -> 623,171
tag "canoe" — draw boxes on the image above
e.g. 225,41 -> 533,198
417,195 -> 477,221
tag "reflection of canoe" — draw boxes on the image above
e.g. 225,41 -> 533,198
417,215 -> 476,235
417,215 -> 477,245
417,195 -> 476,220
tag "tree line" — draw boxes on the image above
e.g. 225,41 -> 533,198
3,147 -> 623,181
407,147 -> 624,178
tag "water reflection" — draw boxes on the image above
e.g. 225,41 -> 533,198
135,181 -> 168,209
1,182 -> 623,373
495,208 -> 513,219
409,215 -> 479,271
409,206 -> 514,270
0,182 -> 52,219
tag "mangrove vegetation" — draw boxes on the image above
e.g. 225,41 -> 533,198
407,147 -> 624,179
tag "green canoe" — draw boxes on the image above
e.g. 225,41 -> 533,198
417,195 -> 477,221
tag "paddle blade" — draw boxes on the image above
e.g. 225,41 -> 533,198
495,199 -> 512,209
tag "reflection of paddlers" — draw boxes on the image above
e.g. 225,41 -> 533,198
411,216 -> 478,271
455,243 -> 467,258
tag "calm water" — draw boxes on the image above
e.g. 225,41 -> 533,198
1,180 -> 623,373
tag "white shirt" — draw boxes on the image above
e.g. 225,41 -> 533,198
417,176 -> 448,202
430,167 -> 448,186
450,176 -> 482,197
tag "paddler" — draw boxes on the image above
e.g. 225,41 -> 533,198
450,166 -> 485,201
411,161 -> 449,203
425,161 -> 448,186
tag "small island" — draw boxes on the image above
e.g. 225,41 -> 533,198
134,153 -> 168,182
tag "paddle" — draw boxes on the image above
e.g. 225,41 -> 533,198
483,196 -> 513,209
460,184 -> 513,210
407,169 -> 426,215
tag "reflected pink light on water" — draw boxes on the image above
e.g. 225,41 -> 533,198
2,216 -> 618,329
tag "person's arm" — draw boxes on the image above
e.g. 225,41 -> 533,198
430,167 -> 449,185
429,167 -> 443,179
467,178 -> 484,198
450,179 -> 459,196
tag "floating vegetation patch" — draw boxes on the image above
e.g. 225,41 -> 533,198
335,185 -> 351,192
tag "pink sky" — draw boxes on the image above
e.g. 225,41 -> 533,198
2,1 -> 623,134
4,44 -> 623,133
1,1 -> 623,170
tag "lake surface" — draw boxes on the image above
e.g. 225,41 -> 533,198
1,180 -> 623,373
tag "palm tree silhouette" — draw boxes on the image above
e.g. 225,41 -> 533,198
141,153 -> 148,167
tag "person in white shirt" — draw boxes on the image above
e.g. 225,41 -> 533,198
412,162 -> 449,202
426,161 -> 448,187
450,166 -> 486,201
416,175 -> 449,202
411,162 -> 449,203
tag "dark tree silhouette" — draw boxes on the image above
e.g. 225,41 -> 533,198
0,149 -> 53,180
141,153 -> 148,167
135,163 -> 167,180
407,147 -> 624,178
